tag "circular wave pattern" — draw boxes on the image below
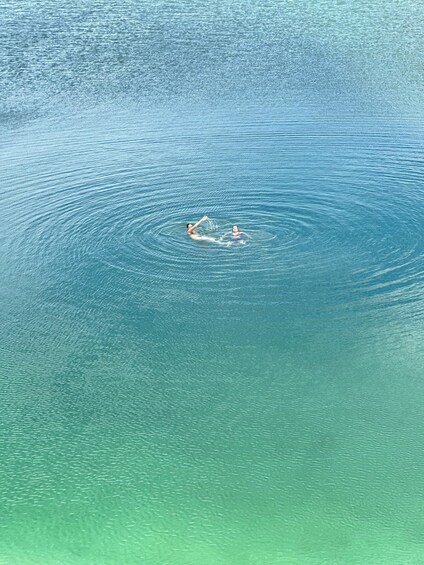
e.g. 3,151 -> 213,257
2,110 -> 424,318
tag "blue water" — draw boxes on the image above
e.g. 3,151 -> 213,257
1,2 -> 424,564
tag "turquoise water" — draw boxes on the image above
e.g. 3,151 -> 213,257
2,2 -> 424,564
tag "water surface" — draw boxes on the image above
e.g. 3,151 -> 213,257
1,2 -> 424,564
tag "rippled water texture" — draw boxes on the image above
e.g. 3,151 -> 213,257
1,2 -> 424,564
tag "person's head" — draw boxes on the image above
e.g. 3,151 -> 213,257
186,223 -> 193,232
232,225 -> 239,233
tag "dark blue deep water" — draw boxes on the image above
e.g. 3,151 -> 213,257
1,2 -> 424,563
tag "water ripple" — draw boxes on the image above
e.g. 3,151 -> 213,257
2,109 -> 424,319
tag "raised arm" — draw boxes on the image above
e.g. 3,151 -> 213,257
188,215 -> 208,234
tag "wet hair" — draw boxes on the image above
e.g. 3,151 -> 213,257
186,223 -> 191,229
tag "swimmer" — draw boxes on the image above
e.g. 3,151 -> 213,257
186,215 -> 217,242
220,225 -> 251,243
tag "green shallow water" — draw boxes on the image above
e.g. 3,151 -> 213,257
2,1 -> 424,563
2,307 -> 424,564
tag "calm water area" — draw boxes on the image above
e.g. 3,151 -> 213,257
1,1 -> 424,563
